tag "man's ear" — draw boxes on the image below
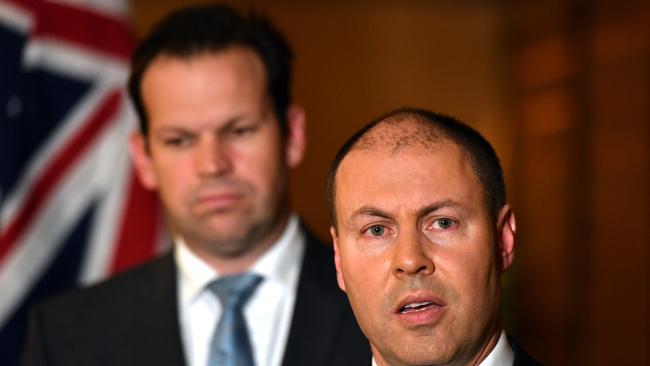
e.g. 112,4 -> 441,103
330,226 -> 347,292
129,132 -> 158,190
284,105 -> 306,168
497,204 -> 516,272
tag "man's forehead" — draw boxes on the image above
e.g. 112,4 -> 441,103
147,46 -> 265,75
335,146 -> 482,228
336,131 -> 478,195
337,137 -> 471,194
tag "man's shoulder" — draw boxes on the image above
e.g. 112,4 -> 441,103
510,336 -> 543,366
23,252 -> 186,365
37,252 -> 175,320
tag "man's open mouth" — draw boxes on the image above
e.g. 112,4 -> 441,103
399,301 -> 438,314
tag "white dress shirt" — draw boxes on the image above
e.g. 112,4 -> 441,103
480,331 -> 515,366
370,330 -> 514,366
176,215 -> 305,366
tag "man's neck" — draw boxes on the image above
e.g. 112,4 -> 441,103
181,214 -> 291,275
470,327 -> 503,365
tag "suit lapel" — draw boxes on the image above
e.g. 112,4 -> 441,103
281,228 -> 345,366
125,252 -> 188,365
510,336 -> 542,366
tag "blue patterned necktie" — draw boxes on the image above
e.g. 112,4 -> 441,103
207,273 -> 263,366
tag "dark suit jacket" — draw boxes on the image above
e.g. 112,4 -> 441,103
511,337 -> 543,366
21,228 -> 370,366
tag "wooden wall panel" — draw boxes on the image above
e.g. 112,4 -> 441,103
510,1 -> 650,364
588,23 -> 650,365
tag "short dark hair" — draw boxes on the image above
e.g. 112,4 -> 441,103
128,3 -> 293,136
327,107 -> 506,229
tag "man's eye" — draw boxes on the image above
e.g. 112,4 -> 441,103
231,125 -> 256,136
433,218 -> 456,230
367,225 -> 386,237
163,136 -> 191,147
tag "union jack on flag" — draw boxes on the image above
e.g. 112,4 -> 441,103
0,1 -> 165,363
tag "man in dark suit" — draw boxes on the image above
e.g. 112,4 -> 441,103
327,108 -> 541,366
21,4 -> 369,366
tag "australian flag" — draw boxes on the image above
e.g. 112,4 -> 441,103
0,1 -> 164,364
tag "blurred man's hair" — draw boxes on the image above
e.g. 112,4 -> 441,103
128,3 -> 293,136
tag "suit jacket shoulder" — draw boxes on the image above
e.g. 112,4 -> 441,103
281,226 -> 371,366
21,253 -> 186,366
510,336 -> 543,366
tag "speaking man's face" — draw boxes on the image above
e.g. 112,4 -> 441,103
131,47 -> 304,263
331,136 -> 514,366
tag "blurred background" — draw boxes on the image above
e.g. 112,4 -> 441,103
1,0 -> 648,364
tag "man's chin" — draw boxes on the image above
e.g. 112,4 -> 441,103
379,350 -> 453,366
374,333 -> 456,366
185,221 -> 269,251
192,212 -> 257,237
174,211 -> 285,258
192,228 -> 254,248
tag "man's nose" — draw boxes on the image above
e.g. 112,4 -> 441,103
196,136 -> 233,177
391,229 -> 435,279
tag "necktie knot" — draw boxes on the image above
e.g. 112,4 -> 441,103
207,273 -> 263,309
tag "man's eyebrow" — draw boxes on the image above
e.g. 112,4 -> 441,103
222,116 -> 253,128
152,116 -> 247,136
349,207 -> 393,222
346,200 -> 463,224
416,199 -> 463,217
153,126 -> 193,135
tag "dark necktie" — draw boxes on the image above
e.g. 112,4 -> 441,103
207,273 -> 263,366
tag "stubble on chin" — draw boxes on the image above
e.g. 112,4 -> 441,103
369,279 -> 460,366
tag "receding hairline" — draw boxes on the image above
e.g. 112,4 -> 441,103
350,113 -> 448,155
330,114 -> 459,230
327,107 -> 506,232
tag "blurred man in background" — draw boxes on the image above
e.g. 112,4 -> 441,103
328,108 -> 540,366
22,4 -> 369,366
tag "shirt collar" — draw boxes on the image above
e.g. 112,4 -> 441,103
479,330 -> 514,366
370,330 -> 514,366
175,214 -> 304,305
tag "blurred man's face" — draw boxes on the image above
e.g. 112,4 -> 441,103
331,136 -> 514,366
131,47 -> 304,269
